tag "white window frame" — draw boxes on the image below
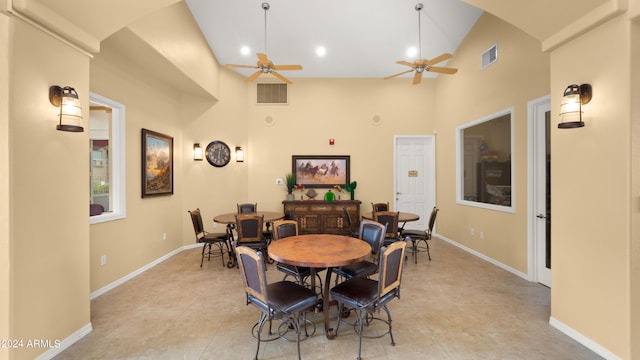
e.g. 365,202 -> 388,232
456,107 -> 515,213
89,93 -> 126,224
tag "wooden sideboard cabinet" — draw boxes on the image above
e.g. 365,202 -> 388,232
282,200 -> 361,235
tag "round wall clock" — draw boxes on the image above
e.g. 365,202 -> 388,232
205,140 -> 231,167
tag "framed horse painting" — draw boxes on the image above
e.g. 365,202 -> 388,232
292,155 -> 350,188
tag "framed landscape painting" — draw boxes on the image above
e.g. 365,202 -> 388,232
141,128 -> 173,197
292,155 -> 350,188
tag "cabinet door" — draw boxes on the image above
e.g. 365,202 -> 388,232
323,213 -> 345,234
299,214 -> 321,234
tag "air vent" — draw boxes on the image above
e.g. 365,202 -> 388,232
481,44 -> 498,69
257,83 -> 288,104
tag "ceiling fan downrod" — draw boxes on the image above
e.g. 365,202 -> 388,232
262,2 -> 270,54
416,3 -> 423,60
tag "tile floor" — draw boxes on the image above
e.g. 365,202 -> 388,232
54,238 -> 602,360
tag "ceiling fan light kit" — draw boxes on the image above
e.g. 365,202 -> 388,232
225,2 -> 302,84
384,3 -> 458,84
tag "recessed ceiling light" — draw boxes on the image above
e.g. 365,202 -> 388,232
406,46 -> 418,58
240,46 -> 250,55
315,46 -> 326,57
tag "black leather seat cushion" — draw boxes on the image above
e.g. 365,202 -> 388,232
248,281 -> 317,315
330,277 -> 398,309
401,229 -> 428,238
334,261 -> 378,279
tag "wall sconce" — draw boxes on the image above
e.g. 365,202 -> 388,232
49,85 -> 83,132
558,83 -> 592,129
193,143 -> 203,161
235,146 -> 244,162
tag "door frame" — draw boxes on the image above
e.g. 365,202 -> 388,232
393,135 -> 436,230
527,95 -> 551,285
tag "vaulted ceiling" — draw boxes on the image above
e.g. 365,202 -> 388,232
11,0 -> 615,81
185,0 -> 483,80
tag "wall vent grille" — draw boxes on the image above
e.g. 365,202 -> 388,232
481,44 -> 498,69
257,83 -> 288,104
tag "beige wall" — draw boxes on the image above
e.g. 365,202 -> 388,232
181,68 -> 249,245
433,13 -> 550,273
245,77 -> 435,212
4,1 -> 638,359
550,15 -> 632,358
1,11 -> 10,360
9,17 -> 91,360
89,31 -> 186,292
631,15 -> 640,360
88,1 -> 223,294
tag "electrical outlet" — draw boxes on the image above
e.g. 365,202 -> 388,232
470,228 -> 475,236
101,255 -> 107,265
479,231 -> 485,239
276,178 -> 283,185
162,232 -> 167,241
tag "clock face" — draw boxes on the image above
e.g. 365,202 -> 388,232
205,141 -> 231,167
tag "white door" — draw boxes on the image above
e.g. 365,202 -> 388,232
394,136 -> 436,231
531,97 -> 552,287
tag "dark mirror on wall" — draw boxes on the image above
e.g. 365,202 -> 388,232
457,108 -> 514,212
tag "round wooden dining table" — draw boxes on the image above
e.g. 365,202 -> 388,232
213,211 -> 284,225
361,211 -> 420,223
268,234 -> 370,339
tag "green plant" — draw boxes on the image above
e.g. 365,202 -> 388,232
343,181 -> 357,192
344,180 -> 357,200
285,173 -> 296,193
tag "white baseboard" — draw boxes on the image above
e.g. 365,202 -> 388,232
434,233 -> 619,360
434,233 -> 529,280
39,244 -> 200,359
35,323 -> 92,360
549,317 -> 622,360
90,244 -> 197,300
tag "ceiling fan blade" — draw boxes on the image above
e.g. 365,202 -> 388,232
256,53 -> 269,66
274,64 -> 303,71
412,71 -> 423,85
226,64 -> 259,69
271,71 -> 293,84
383,69 -> 414,80
396,60 -> 415,68
245,71 -> 263,83
425,53 -> 453,66
427,66 -> 458,74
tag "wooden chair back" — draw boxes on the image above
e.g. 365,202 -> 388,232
378,240 -> 407,298
371,202 -> 389,212
359,219 -> 386,257
272,220 -> 298,240
235,214 -> 264,244
188,208 -> 206,241
235,245 -> 268,304
237,203 -> 258,213
373,211 -> 399,241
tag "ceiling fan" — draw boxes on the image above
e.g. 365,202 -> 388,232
384,3 -> 458,85
226,2 -> 302,84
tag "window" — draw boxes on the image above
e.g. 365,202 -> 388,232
89,93 -> 126,224
456,107 -> 514,212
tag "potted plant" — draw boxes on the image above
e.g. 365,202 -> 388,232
285,173 -> 296,201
